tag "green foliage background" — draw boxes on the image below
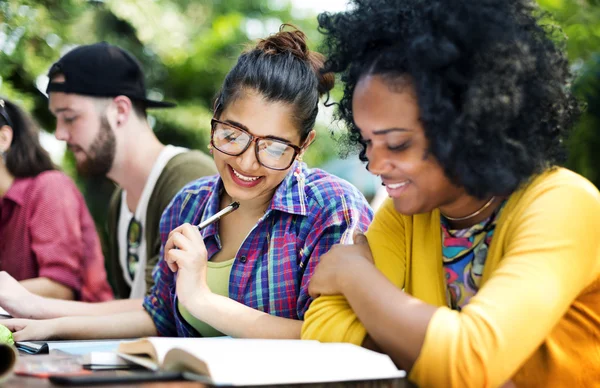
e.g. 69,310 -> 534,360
1,0 -> 600,251
0,0 -> 342,251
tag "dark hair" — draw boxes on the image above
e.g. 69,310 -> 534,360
214,24 -> 335,142
47,66 -> 148,119
318,0 -> 581,198
0,97 -> 56,177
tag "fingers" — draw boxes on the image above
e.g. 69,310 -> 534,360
2,319 -> 26,333
166,224 -> 205,252
353,230 -> 368,245
179,224 -> 206,250
165,248 -> 187,273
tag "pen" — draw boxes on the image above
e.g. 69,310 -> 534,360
197,201 -> 240,230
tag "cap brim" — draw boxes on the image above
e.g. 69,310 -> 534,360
142,99 -> 177,109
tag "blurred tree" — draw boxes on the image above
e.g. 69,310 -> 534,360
0,0 -> 338,257
537,0 -> 600,187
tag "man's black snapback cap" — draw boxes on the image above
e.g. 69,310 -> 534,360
46,42 -> 175,108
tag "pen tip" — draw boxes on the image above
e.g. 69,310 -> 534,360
232,201 -> 240,209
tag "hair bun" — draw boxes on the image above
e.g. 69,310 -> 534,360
256,24 -> 335,96
256,24 -> 310,60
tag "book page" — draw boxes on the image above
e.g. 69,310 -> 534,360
136,338 -> 404,386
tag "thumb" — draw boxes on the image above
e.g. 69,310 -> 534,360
353,230 -> 368,245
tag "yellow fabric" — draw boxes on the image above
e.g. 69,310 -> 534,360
178,258 -> 235,337
302,168 -> 600,388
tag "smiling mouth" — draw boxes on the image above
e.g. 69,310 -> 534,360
231,166 -> 261,182
385,181 -> 409,189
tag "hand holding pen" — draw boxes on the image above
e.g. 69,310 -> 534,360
164,202 -> 240,305
197,201 -> 239,230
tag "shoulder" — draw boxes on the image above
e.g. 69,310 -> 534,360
33,170 -> 75,187
170,175 -> 219,206
152,150 -> 217,204
163,150 -> 216,175
504,168 -> 600,234
301,165 -> 370,210
513,168 -> 600,211
31,170 -> 80,198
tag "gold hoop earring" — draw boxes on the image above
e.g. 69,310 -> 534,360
297,153 -> 304,162
207,143 -> 213,154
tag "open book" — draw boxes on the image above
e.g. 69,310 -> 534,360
117,337 -> 405,386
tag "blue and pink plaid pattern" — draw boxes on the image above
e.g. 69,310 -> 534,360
143,162 -> 373,336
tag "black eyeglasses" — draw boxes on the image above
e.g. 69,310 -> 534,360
210,118 -> 305,171
127,217 -> 142,280
0,100 -> 13,128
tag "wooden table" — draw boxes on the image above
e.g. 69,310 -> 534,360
6,374 -> 413,387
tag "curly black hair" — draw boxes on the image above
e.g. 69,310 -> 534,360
318,0 -> 581,198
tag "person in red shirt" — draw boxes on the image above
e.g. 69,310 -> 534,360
0,97 -> 113,302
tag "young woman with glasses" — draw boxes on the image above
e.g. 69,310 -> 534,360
0,97 -> 113,303
300,1 -> 600,387
5,26 -> 372,341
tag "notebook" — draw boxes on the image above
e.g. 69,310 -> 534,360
117,337 -> 405,386
16,339 -> 124,355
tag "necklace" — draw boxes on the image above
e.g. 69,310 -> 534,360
440,196 -> 496,222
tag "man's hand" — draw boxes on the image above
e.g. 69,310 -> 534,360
3,318 -> 59,342
0,271 -> 44,319
164,223 -> 211,306
308,231 -> 374,298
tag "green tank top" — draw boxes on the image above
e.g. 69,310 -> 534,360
177,257 -> 235,337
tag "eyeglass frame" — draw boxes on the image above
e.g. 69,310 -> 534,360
210,118 -> 307,171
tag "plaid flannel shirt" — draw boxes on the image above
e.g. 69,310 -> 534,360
143,162 -> 373,336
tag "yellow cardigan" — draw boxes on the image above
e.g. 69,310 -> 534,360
302,168 -> 600,388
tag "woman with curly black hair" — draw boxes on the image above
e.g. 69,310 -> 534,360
302,0 -> 600,386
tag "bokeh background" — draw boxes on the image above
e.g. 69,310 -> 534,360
1,0 -> 599,251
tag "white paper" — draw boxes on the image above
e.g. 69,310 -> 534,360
138,338 -> 406,386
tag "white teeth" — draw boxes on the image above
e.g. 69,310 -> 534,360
386,181 -> 409,189
232,168 -> 260,182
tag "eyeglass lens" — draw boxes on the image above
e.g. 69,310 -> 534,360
212,122 -> 297,170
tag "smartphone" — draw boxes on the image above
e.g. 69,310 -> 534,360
49,370 -> 184,386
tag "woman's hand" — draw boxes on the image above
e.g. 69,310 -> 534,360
3,318 -> 60,341
308,231 -> 374,298
164,223 -> 211,306
0,271 -> 44,319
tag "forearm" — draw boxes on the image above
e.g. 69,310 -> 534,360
52,310 -> 157,340
21,277 -> 75,300
188,293 -> 302,339
36,298 -> 144,319
340,260 -> 437,370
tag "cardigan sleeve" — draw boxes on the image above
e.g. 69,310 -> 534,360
410,178 -> 600,388
301,199 -> 407,343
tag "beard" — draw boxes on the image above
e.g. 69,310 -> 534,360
73,115 -> 116,177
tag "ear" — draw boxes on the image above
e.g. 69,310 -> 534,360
0,125 -> 13,153
297,130 -> 316,162
112,96 -> 134,127
302,130 -> 317,149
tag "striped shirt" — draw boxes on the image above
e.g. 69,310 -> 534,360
143,162 -> 373,336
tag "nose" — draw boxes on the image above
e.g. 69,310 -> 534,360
235,143 -> 261,172
54,123 -> 69,142
365,146 -> 393,176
